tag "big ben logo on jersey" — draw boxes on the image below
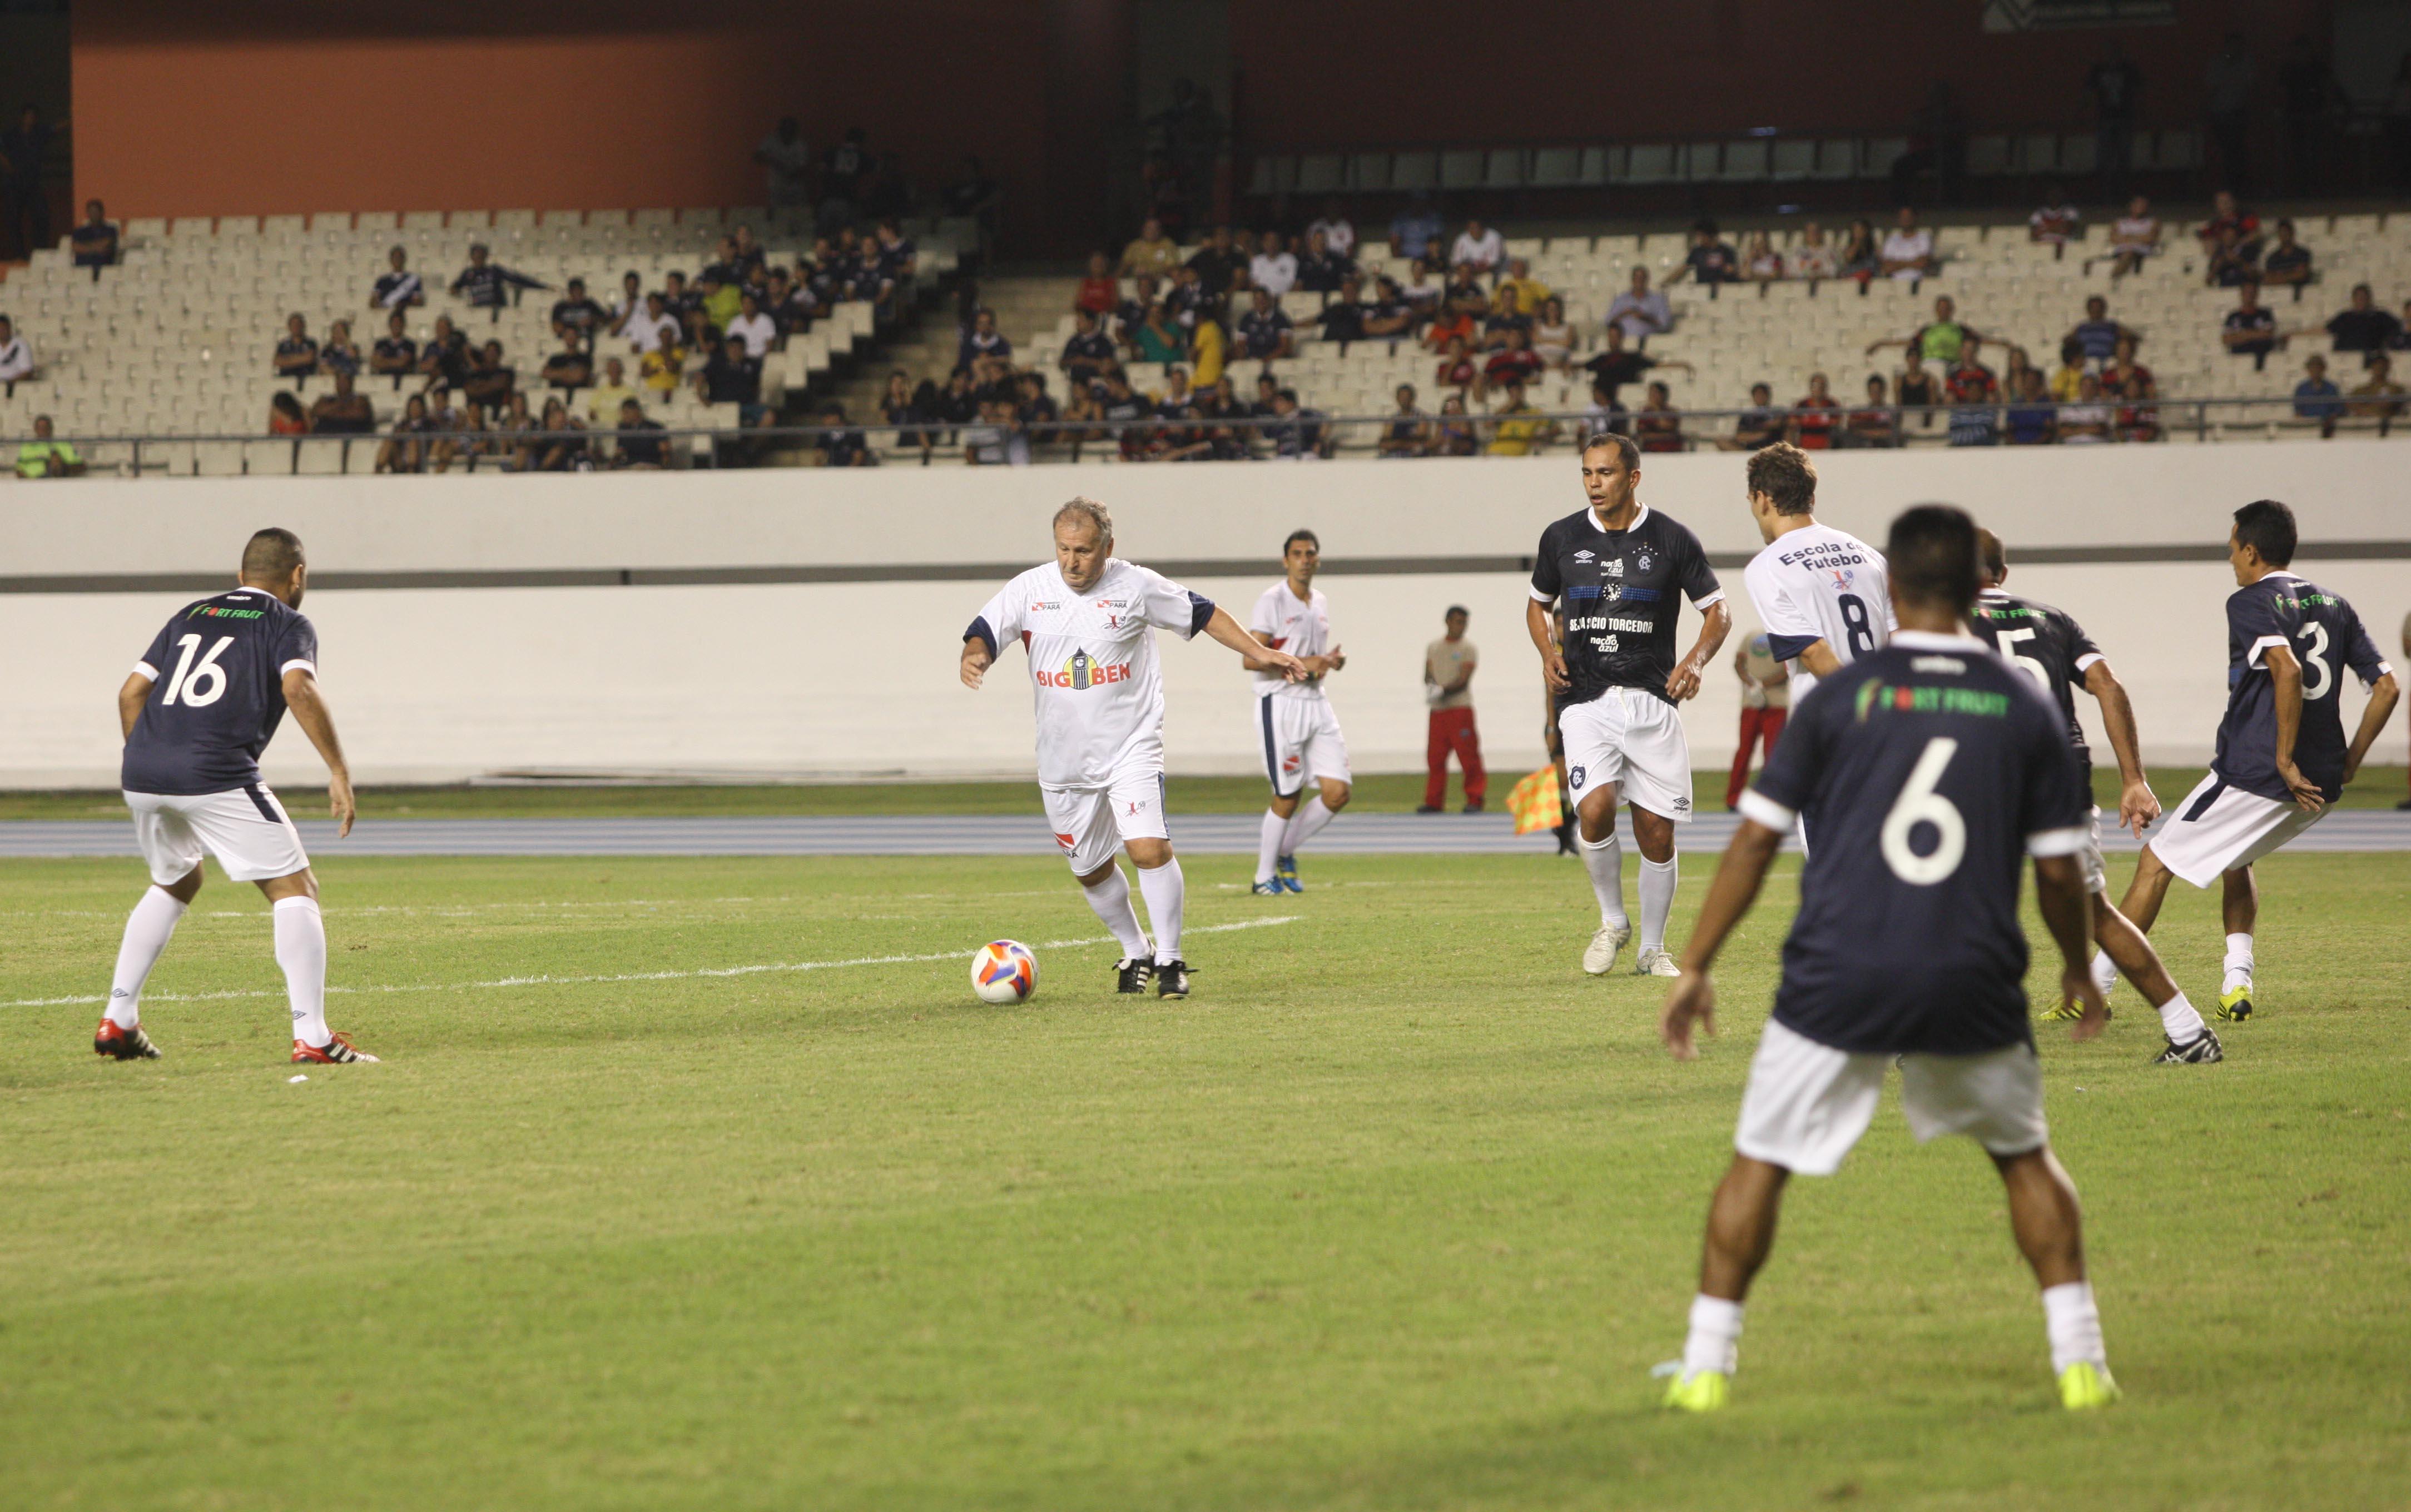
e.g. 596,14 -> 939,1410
1036,647 -> 1133,690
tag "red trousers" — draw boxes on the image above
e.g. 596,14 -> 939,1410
1425,707 -> 1486,807
1726,705 -> 1786,808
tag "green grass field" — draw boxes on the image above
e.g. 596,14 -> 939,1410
2,848 -> 2407,1509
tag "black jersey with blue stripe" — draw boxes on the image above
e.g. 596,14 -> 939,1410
2212,573 -> 2389,804
122,589 -> 319,795
1527,505 -> 1722,709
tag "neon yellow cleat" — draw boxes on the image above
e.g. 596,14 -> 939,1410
2216,983 -> 2254,1021
2057,1361 -> 2121,1410
1661,1369 -> 1729,1412
2040,997 -> 2088,1023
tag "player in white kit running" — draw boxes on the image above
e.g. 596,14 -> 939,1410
1246,529 -> 1351,894
1739,444 -> 1893,712
961,497 -> 1308,998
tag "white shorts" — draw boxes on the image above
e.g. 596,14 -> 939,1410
1556,687 -> 1693,821
1041,769 -> 1170,875
2148,772 -> 2323,888
125,785 -> 311,886
1734,1018 -> 2048,1177
1256,693 -> 1352,798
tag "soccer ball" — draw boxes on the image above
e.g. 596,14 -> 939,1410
970,940 -> 1038,1004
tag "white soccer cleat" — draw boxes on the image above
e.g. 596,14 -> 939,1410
1583,922 -> 1633,976
1634,947 -> 1682,978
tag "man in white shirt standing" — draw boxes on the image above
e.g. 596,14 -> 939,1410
1306,203 -> 1356,258
962,498 -> 1307,998
1879,207 -> 1936,281
1248,231 -> 1298,297
1452,218 -> 1505,274
1244,530 -> 1352,894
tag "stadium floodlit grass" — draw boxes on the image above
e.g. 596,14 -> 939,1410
2,849 -> 2407,1510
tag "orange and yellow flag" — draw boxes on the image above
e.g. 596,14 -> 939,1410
1505,767 -> 1564,836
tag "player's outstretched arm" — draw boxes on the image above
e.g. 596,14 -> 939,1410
2033,854 -> 2104,1040
281,668 -> 355,838
1664,598 -> 1734,703
959,635 -> 995,690
2083,660 -> 2160,836
1661,817 -> 1783,1060
2342,670 -> 2400,784
117,671 -> 155,740
1793,639 -> 1844,681
1525,598 -> 1569,692
2261,643 -> 2323,813
1203,606 -> 1308,678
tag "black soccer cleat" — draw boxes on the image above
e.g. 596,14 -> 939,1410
93,1019 -> 161,1060
1115,957 -> 1154,994
1553,820 -> 1576,857
2152,1029 -> 2225,1065
1155,959 -> 1192,999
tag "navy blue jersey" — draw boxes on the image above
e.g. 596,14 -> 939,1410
1970,588 -> 2105,787
1740,632 -> 2091,1056
2211,573 -> 2389,803
122,589 -> 319,795
1528,505 -> 1723,709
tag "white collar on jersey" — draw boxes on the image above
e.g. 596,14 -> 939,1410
1588,503 -> 1649,534
1893,629 -> 1988,651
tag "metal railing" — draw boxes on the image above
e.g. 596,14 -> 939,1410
0,395 -> 2399,478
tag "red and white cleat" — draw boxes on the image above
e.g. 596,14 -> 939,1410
94,1019 -> 163,1060
291,1031 -> 380,1065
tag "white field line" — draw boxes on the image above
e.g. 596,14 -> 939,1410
6,888 -> 1112,920
2,916 -> 1302,1009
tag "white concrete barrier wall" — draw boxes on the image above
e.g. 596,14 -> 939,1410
2,447 -> 2402,788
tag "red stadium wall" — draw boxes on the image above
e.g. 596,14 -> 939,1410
1226,0 -> 2335,150
69,1 -> 1071,244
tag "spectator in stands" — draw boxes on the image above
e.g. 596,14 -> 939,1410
1431,334 -> 1479,396
2259,219 -> 2312,290
1440,261 -> 1488,319
586,356 -> 636,426
369,312 -> 417,387
1424,295 -> 1478,355
1878,208 -> 1935,281
374,394 -> 435,474
1531,297 -> 1575,373
604,397 -> 667,469
1361,277 -> 1413,343
2028,187 -> 2080,253
696,334 -> 772,428
727,292 -> 777,359
497,391 -> 537,449
661,270 -> 704,337
2314,284 -> 2402,364
1237,289 -> 1295,360
1743,232 -> 1783,284
0,105 -> 57,260
1390,192 -> 1444,262
1498,257 -> 1551,316
1266,387 -> 1333,460
817,402 -> 875,467
549,278 -> 607,340
418,317 -> 470,388
307,370 -> 376,435
1074,252 -> 1118,317
2349,354 -> 2407,419
0,313 -> 34,395
1480,327 -> 1545,399
2105,196 -> 2161,279
1791,222 -> 1837,281
955,307 -> 1012,375
1944,339 -> 2000,446
1134,302 -> 1187,365
1680,220 -> 1738,286
1296,228 -> 1351,294
1717,383 -> 1785,451
1397,256 -> 1443,315
754,116 -> 812,208
1186,226 -> 1246,296
1096,369 -> 1151,459
1479,284 -> 1531,350
1120,216 -> 1181,279
542,332 -> 593,392
1378,384 -> 1431,457
2049,337 -> 2086,400
2220,279 -> 2278,370
1303,275 -> 1366,347
274,314 -> 320,381
1307,202 -> 1356,258
519,397 -> 587,474
1060,309 -> 1118,386
2003,370 -> 2057,445
819,127 -> 872,230
1605,267 -> 1673,345
1844,374 -> 1897,448
15,414 -> 82,477
1581,377 -> 1629,438
1248,231 -> 1298,297
2195,189 -> 2261,256
877,371 -> 930,465
2104,336 -> 2153,404
1895,352 -> 1939,427
2392,299 -> 2411,355
451,243 -> 548,311
365,247 -> 424,312
269,391 -> 309,437
319,320 -> 361,379
696,265 -> 744,343
2205,226 -> 2260,289
1634,381 -> 1684,452
70,200 -> 118,276
1451,219 -> 1505,275
1867,294 -> 1978,367
620,294 -> 678,361
2293,354 -> 2344,435
2061,372 -> 2115,444
2064,296 -> 2139,365
1485,378 -> 1553,456
606,271 -> 645,334
1789,372 -> 1841,449
1837,220 -> 1879,283
1427,393 -> 1476,456
1581,322 -> 1688,405
464,340 -> 517,407
1999,343 -> 2038,400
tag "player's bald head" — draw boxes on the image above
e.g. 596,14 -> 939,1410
1974,526 -> 2007,586
1886,505 -> 1981,619
240,528 -> 305,583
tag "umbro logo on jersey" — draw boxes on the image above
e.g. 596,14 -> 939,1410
1573,550 -> 1595,563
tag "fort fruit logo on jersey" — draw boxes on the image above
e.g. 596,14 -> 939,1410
1035,648 -> 1133,690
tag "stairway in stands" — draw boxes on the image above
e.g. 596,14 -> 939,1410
823,271 -> 1082,430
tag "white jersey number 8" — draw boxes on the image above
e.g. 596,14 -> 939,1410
162,633 -> 236,709
1880,736 -> 1966,886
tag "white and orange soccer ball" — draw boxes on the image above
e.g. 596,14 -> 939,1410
970,939 -> 1038,1004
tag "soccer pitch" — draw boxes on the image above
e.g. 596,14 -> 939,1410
3,849 -> 2406,1509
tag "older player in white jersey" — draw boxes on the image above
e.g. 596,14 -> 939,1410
961,497 -> 1308,999
1244,528 -> 1351,894
1739,443 -> 1893,712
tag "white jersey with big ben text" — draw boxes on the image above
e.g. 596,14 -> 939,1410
1249,580 -> 1332,701
969,558 -> 1216,787
1742,523 -> 1894,708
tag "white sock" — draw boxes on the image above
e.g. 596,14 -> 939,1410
1080,865 -> 1152,961
1280,794 -> 1337,854
1579,830 -> 1628,929
1255,809 -> 1286,885
2223,932 -> 2254,992
1639,854 -> 1680,954
1136,859 -> 1185,964
1683,1294 -> 1744,1376
107,886 -> 188,1028
272,896 -> 330,1048
2090,948 -> 2118,998
2155,989 -> 2207,1046
2041,1280 -> 2107,1373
